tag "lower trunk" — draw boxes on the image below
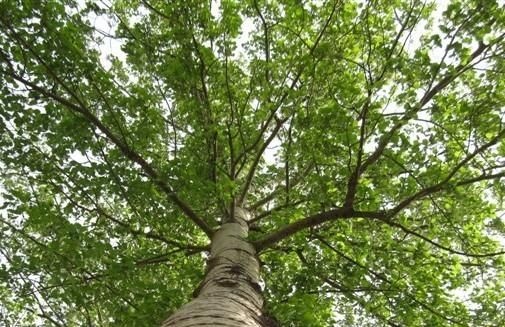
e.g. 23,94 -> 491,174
162,208 -> 272,327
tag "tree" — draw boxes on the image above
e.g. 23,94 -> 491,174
0,0 -> 505,325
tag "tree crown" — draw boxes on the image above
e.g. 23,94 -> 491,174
1,0 -> 505,325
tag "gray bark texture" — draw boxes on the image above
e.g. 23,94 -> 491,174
162,208 -> 275,327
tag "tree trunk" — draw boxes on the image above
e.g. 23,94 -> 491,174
162,208 -> 272,327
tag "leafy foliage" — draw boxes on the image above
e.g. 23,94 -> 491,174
1,0 -> 505,326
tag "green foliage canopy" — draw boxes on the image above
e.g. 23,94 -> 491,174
1,0 -> 505,326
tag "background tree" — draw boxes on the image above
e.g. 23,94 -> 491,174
1,0 -> 505,326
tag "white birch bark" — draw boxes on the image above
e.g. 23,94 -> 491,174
162,208 -> 272,327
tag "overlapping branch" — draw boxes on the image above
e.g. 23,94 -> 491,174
237,0 -> 342,205
0,18 -> 214,237
311,235 -> 469,326
255,126 -> 505,251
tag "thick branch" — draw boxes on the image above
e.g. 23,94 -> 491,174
254,142 -> 505,251
1,69 -> 214,237
253,208 -> 385,251
0,18 -> 214,236
344,96 -> 370,208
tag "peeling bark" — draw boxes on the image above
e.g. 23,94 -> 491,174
162,208 -> 270,327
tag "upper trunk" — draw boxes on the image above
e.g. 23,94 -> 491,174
162,208 -> 272,327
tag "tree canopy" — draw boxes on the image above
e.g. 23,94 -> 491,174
1,0 -> 505,326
